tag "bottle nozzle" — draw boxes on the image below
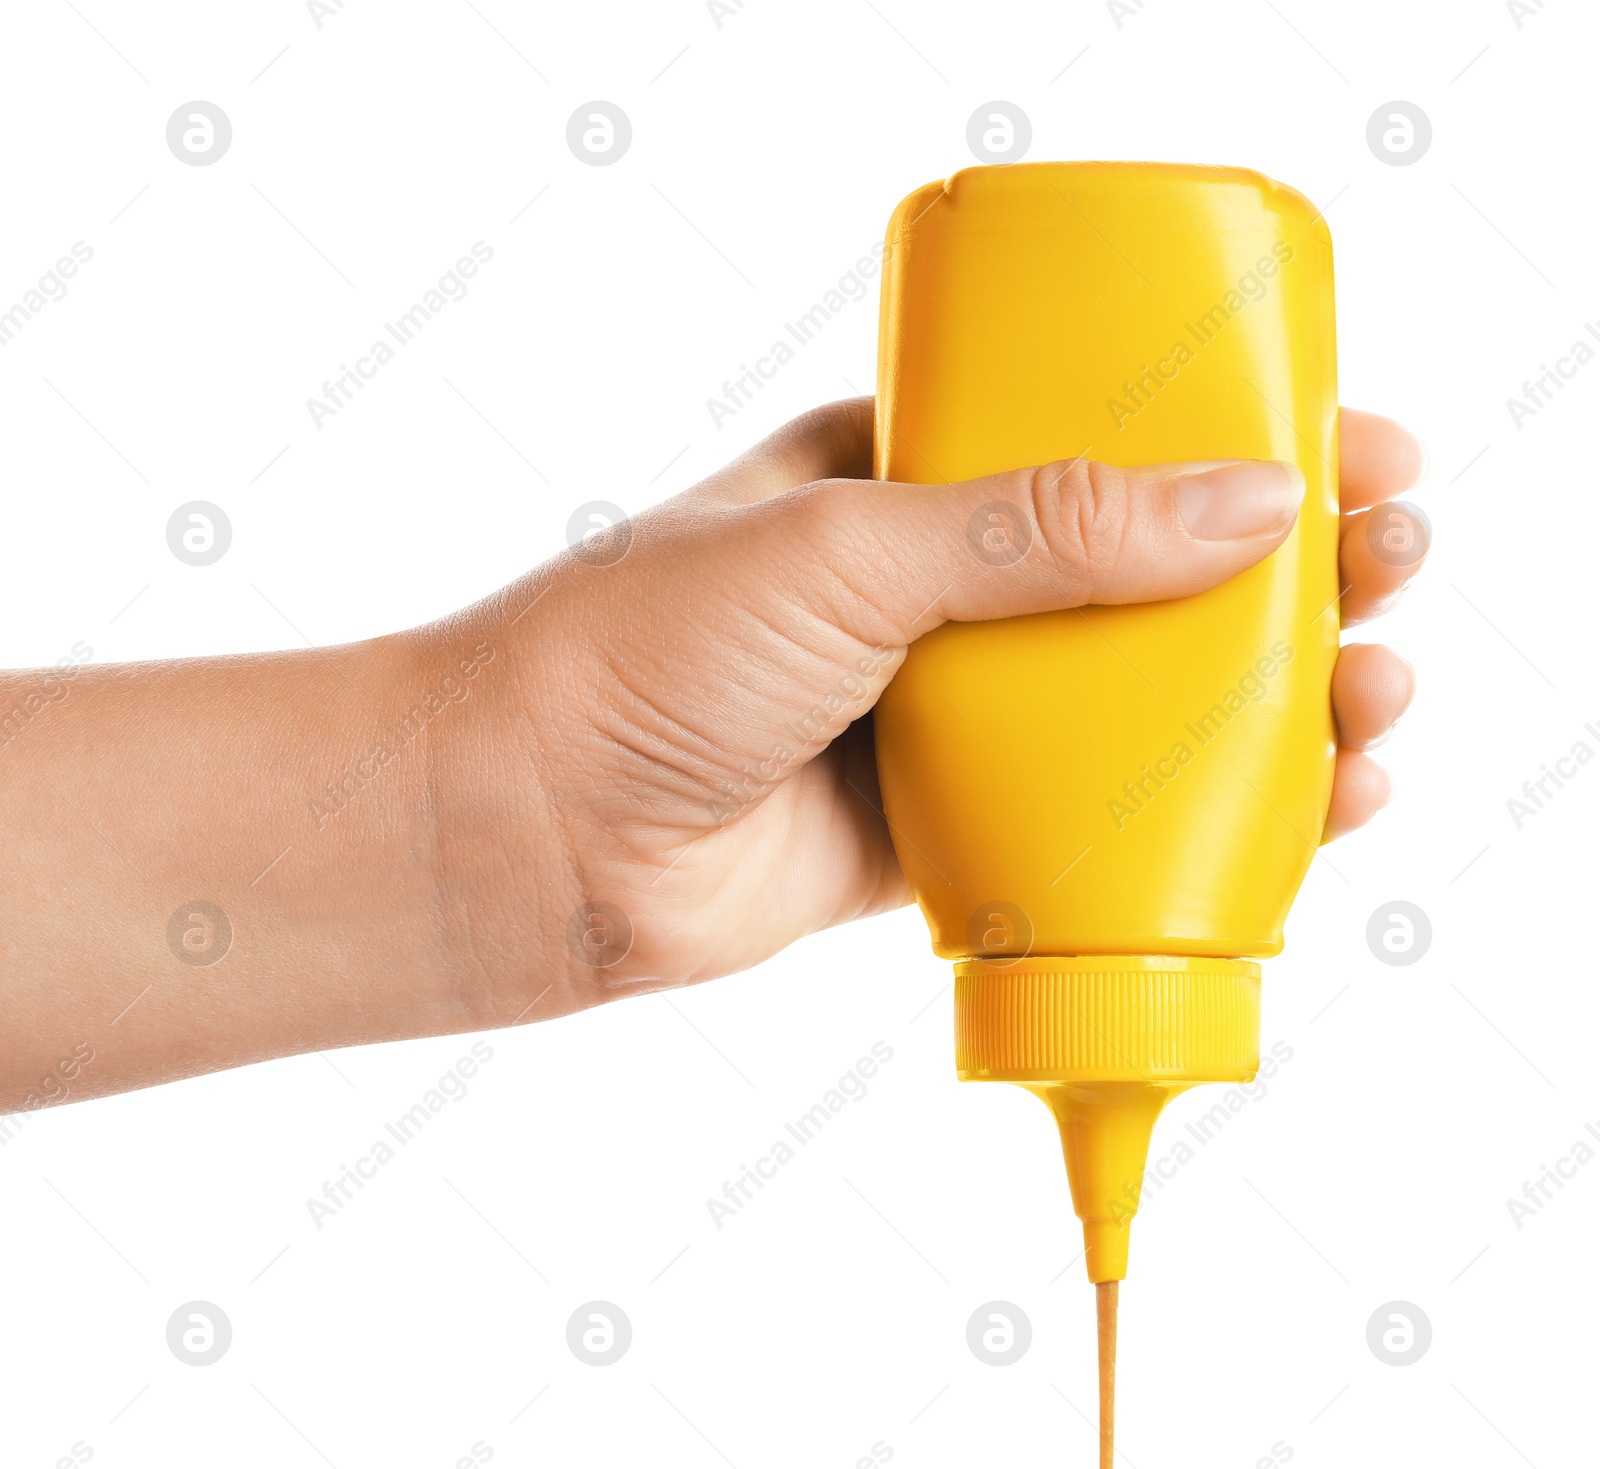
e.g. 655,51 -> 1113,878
954,955 -> 1263,1282
954,957 -> 1261,1464
1032,1080 -> 1176,1284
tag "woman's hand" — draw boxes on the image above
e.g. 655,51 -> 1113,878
430,398 -> 1425,1022
0,398 -> 1425,1106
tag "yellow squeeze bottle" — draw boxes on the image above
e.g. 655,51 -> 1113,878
872,162 -> 1338,1449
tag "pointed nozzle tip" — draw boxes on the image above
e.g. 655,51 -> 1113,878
1083,1218 -> 1131,1284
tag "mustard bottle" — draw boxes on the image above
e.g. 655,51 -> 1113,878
873,161 -> 1338,1291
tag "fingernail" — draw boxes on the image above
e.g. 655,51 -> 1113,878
1177,460 -> 1306,540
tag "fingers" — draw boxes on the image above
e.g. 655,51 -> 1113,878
1339,500 -> 1431,624
1324,413 -> 1428,836
654,401 -> 1422,848
694,399 -> 1425,512
696,399 -> 1417,513
1339,408 -> 1426,512
1323,644 -> 1413,840
1331,643 -> 1415,750
1323,749 -> 1394,841
777,455 -> 1305,646
1336,410 -> 1430,625
683,397 -> 874,507
687,402 -> 1430,631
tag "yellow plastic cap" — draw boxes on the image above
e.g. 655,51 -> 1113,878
955,956 -> 1260,1282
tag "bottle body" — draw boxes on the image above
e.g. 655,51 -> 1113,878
873,162 -> 1339,961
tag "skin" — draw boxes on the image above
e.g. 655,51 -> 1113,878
0,398 -> 1424,1111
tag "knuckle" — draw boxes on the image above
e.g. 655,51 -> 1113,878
790,476 -> 855,542
753,477 -> 897,649
785,476 -> 875,586
1027,456 -> 1132,591
786,399 -> 849,440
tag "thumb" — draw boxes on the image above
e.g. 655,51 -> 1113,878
775,455 -> 1306,646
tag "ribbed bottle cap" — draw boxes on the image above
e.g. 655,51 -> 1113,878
954,954 -> 1261,1083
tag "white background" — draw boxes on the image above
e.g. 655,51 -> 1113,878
1,1 -> 1594,1465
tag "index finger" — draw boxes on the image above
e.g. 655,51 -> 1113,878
1339,407 -> 1426,512
681,397 -> 874,507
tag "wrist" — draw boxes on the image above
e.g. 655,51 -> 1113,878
405,595 -> 591,1031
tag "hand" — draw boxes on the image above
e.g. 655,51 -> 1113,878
433,398 -> 1425,1017
0,397 -> 1425,1104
